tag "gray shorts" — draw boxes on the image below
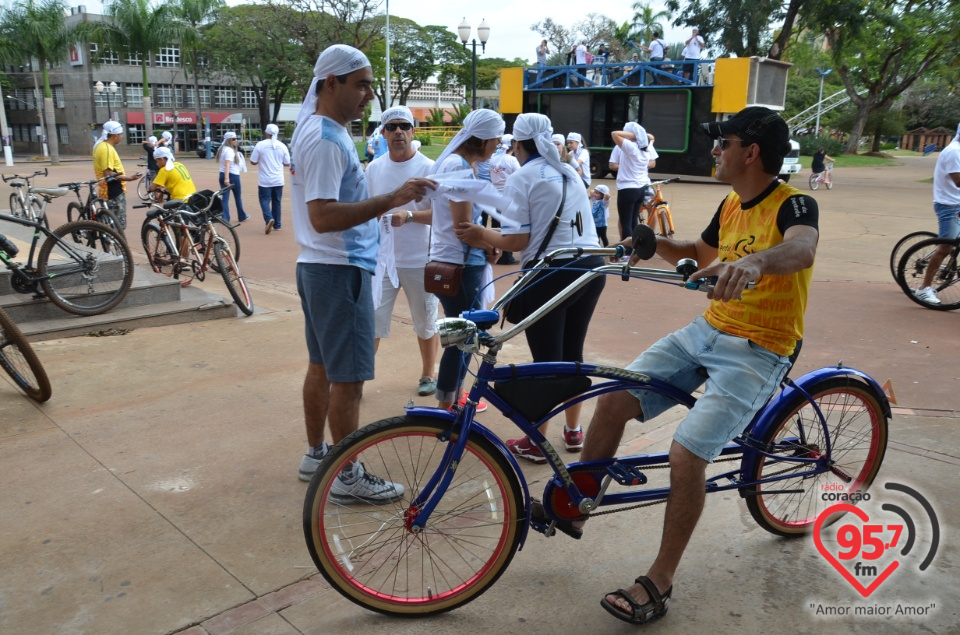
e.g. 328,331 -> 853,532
296,263 -> 375,382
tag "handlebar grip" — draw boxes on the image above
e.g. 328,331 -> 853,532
630,224 -> 657,261
133,204 -> 149,209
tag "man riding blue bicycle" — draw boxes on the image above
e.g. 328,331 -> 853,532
572,107 -> 820,625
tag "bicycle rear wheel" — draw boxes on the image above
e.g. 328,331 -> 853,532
808,173 -> 819,190
745,377 -> 888,536
896,238 -> 960,310
889,230 -> 936,280
214,241 -> 253,315
0,308 -> 51,402
304,416 -> 524,616
38,221 -> 134,316
9,193 -> 25,218
141,222 -> 177,275
136,175 -> 150,201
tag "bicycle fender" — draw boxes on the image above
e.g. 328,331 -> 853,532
404,405 -> 533,549
740,367 -> 891,479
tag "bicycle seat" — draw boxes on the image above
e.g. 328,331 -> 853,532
9,180 -> 24,187
29,187 -> 70,198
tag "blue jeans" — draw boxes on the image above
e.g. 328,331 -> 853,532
219,172 -> 248,222
259,185 -> 283,228
435,265 -> 485,403
933,202 -> 960,239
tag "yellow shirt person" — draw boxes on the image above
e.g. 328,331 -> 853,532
150,147 -> 197,202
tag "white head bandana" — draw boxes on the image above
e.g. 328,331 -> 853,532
430,109 -> 504,174
94,120 -> 123,149
411,139 -> 422,151
514,113 -> 577,181
148,135 -> 158,145
380,106 -> 414,126
551,133 -> 565,147
265,123 -> 281,149
161,131 -> 173,143
223,131 -> 237,141
294,45 -> 370,130
625,122 -> 649,149
154,146 -> 176,171
567,132 -> 582,144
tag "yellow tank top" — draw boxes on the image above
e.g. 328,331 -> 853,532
703,183 -> 813,357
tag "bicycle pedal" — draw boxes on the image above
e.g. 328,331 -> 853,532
606,463 -> 648,486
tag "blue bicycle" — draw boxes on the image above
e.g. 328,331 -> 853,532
303,244 -> 890,616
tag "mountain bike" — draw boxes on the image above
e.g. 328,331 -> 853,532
147,185 -> 241,266
0,305 -> 51,402
640,178 -> 678,237
808,165 -> 833,190
302,228 -> 890,616
135,161 -> 155,201
889,230 -> 936,281
0,213 -> 134,316
136,185 -> 253,315
3,169 -> 49,228
896,235 -> 960,310
61,177 -> 124,246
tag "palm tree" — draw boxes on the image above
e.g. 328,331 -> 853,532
4,0 -> 74,165
171,0 -> 224,152
87,0 -> 177,144
631,2 -> 670,47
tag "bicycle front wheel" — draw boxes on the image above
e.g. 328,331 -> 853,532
0,308 -> 51,402
141,222 -> 176,275
808,173 -> 819,190
209,217 -> 240,273
38,221 -> 134,316
889,230 -> 936,281
745,377 -> 888,536
896,238 -> 960,310
136,175 -> 150,201
304,416 -> 524,616
213,241 -> 253,315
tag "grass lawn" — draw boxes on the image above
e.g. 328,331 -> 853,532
797,153 -> 898,169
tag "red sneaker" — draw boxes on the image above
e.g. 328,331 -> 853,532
563,427 -> 584,452
507,436 -> 547,464
457,392 -> 487,413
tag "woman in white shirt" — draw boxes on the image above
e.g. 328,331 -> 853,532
456,113 -> 605,463
613,122 -> 657,254
429,109 -> 504,410
216,131 -> 249,223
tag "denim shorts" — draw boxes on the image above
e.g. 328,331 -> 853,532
934,202 -> 960,239
626,316 -> 791,461
297,263 -> 375,382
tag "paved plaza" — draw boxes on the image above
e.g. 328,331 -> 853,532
1,153 -> 957,634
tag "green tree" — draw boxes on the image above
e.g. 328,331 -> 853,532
85,0 -> 178,146
171,0 -> 224,151
664,0 -> 788,58
630,2 -> 669,45
530,18 -> 577,64
900,78 -> 960,130
1,0 -> 74,164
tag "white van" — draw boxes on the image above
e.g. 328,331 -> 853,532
779,139 -> 801,182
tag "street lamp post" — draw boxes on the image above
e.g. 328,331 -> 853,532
95,80 -> 119,121
458,18 -> 490,110
814,68 -> 832,138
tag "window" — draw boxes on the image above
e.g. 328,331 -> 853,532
241,87 -> 258,109
54,85 -> 65,108
57,124 -> 69,144
125,84 -> 144,108
156,85 -> 173,108
155,46 -> 180,68
214,86 -> 237,108
126,125 -> 145,144
126,52 -> 145,66
179,85 -> 196,107
199,87 -> 211,107
90,43 -> 120,65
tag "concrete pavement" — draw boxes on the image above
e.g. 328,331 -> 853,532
1,154 -> 958,634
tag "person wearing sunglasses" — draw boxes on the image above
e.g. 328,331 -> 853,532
572,107 -> 820,626
366,106 -> 440,399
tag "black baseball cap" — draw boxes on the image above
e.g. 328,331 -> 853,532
700,106 -> 791,157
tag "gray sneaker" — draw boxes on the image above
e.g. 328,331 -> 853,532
298,444 -> 327,482
329,462 -> 405,504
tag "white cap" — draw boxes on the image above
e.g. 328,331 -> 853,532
594,184 -> 610,195
154,146 -> 176,171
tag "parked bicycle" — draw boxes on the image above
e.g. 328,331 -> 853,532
808,164 -> 833,190
302,232 -> 890,616
895,235 -> 960,310
889,230 -> 936,281
135,161 -> 155,202
0,213 -> 134,316
148,185 -> 241,265
3,169 -> 49,228
61,176 -> 124,246
136,185 -> 253,315
640,178 -> 678,237
0,306 -> 51,402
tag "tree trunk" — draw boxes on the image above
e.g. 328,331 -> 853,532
845,103 -> 872,154
44,97 -> 59,165
142,62 -> 153,141
192,50 -> 203,153
767,0 -> 803,60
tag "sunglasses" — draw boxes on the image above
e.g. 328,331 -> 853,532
384,122 -> 413,132
714,137 -> 747,150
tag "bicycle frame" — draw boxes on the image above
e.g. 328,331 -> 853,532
392,249 -> 889,544
0,212 -> 106,286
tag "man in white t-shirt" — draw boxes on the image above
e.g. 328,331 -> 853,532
643,32 -> 666,85
366,106 -> 440,397
575,40 -> 588,86
250,123 -> 291,233
914,123 -> 960,304
681,28 -> 706,82
290,45 -> 435,490
567,132 -> 591,187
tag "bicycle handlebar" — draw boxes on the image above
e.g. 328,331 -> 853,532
3,168 -> 48,182
650,177 -> 680,186
57,175 -> 115,189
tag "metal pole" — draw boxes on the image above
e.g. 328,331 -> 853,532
815,74 -> 824,137
33,72 -> 48,158
385,0 -> 390,107
471,40 -> 478,110
0,84 -> 14,166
